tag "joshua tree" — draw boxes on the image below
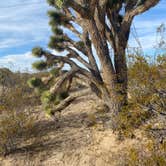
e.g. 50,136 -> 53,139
29,0 -> 160,116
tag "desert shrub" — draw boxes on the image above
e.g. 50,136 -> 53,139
1,87 -> 33,111
113,104 -> 153,139
0,69 -> 40,155
0,110 -> 35,156
121,140 -> 166,166
0,86 -> 40,112
0,69 -> 41,112
128,54 -> 166,115
114,54 -> 166,139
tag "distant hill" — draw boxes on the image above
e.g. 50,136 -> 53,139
0,68 -> 44,88
0,68 -> 15,87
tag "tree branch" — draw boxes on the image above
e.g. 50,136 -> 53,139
50,68 -> 78,94
66,48 -> 92,70
51,88 -> 91,114
82,31 -> 100,72
65,23 -> 82,39
123,0 -> 160,22
105,24 -> 116,50
69,1 -> 88,18
42,51 -> 102,90
67,39 -> 88,56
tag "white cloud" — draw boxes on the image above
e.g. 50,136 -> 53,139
134,20 -> 166,30
127,0 -> 166,51
0,0 -> 51,49
0,52 -> 38,72
129,34 -> 156,50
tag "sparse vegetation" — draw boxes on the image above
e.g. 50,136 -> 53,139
113,54 -> 166,139
0,69 -> 40,156
0,110 -> 35,156
0,69 -> 41,112
116,139 -> 166,166
0,0 -> 166,165
113,104 -> 152,139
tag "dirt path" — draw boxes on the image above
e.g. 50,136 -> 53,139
0,94 -> 147,166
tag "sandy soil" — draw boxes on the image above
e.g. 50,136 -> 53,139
0,93 -> 147,166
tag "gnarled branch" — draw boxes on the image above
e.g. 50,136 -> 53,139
51,88 -> 91,114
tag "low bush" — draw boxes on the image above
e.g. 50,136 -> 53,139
122,140 -> 166,166
0,69 -> 41,112
128,54 -> 166,115
0,110 -> 35,156
112,104 -> 153,139
112,54 -> 165,139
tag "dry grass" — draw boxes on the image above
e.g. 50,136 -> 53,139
0,55 -> 165,165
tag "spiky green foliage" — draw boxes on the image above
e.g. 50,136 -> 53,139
48,10 -> 69,26
55,0 -> 64,8
32,61 -> 47,71
40,90 -> 68,105
48,42 -> 65,51
48,29 -> 69,51
39,89 -> 69,115
50,68 -> 60,76
47,10 -> 70,51
47,0 -> 68,8
53,91 -> 69,106
27,77 -> 43,88
44,106 -> 54,116
76,41 -> 85,48
55,91 -> 69,102
32,47 -> 43,57
41,91 -> 56,104
47,0 -> 55,6
52,27 -> 63,35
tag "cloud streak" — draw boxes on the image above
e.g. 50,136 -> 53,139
0,52 -> 38,72
0,0 -> 50,51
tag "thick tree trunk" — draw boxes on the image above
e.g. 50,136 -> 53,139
98,46 -> 128,115
114,46 -> 128,106
103,90 -> 121,115
86,14 -> 128,115
87,19 -> 116,89
94,83 -> 121,116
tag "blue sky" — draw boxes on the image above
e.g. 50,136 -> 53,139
0,0 -> 165,71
